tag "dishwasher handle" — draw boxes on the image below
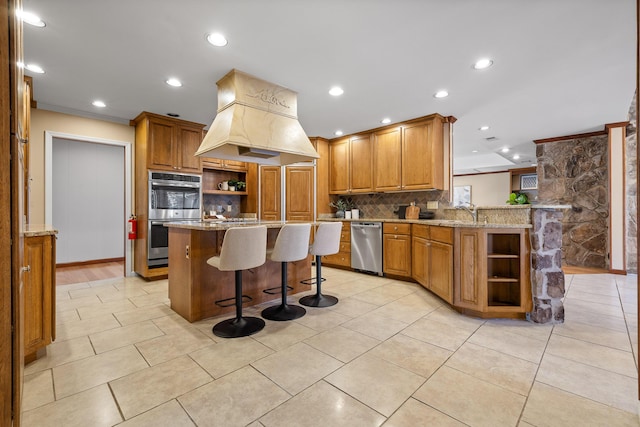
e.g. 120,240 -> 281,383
351,223 -> 382,229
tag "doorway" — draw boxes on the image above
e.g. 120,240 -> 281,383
44,131 -> 134,276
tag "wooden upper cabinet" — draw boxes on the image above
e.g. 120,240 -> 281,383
329,134 -> 372,194
260,166 -> 281,221
178,126 -> 203,172
328,114 -> 449,194
286,166 -> 313,221
132,112 -> 205,173
148,119 -> 175,169
202,157 -> 248,171
329,137 -> 350,194
402,117 -> 445,190
373,127 -> 402,191
349,134 -> 373,193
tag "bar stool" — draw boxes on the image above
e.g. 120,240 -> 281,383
207,225 -> 267,338
261,223 -> 311,321
299,222 -> 341,307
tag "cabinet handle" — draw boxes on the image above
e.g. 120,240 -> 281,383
394,235 -> 398,239
185,245 -> 190,259
22,265 -> 31,273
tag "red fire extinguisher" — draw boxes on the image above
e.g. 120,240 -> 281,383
128,215 -> 137,240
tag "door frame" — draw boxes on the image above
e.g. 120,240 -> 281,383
44,131 -> 134,276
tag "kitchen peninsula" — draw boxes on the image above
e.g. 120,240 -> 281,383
165,220 -> 311,322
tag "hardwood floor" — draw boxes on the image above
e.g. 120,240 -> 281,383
562,265 -> 610,274
56,260 -> 125,286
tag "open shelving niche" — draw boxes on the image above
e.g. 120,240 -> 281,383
486,233 -> 522,307
202,168 -> 248,196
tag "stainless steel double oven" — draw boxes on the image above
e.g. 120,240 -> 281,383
147,171 -> 201,267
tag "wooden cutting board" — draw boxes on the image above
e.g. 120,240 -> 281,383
405,204 -> 420,219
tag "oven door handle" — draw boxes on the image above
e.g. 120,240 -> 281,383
151,221 -> 168,226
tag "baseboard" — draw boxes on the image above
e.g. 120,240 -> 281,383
57,257 -> 124,268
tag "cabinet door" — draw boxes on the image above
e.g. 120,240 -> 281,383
223,160 -> 248,171
23,235 -> 53,357
260,166 -> 281,220
201,157 -> 224,169
373,127 -> 402,191
329,138 -> 350,194
455,228 -> 485,310
412,236 -> 429,288
402,118 -> 444,190
383,234 -> 411,277
286,166 -> 313,221
429,241 -> 453,304
148,119 -> 175,171
349,134 -> 373,193
177,125 -> 202,172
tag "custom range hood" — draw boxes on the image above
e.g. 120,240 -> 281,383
195,69 -> 319,165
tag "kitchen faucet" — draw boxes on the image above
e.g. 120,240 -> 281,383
456,203 -> 477,223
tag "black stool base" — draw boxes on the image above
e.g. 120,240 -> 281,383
213,316 -> 265,338
299,293 -> 339,308
261,304 -> 306,321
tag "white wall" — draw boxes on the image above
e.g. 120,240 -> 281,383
52,138 -> 124,263
453,172 -> 510,206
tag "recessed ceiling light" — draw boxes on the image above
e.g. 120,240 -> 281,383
479,125 -> 490,131
329,87 -> 344,96
473,58 -> 493,70
92,100 -> 106,108
381,118 -> 391,124
472,150 -> 478,153
334,130 -> 343,136
433,90 -> 448,99
513,154 -> 520,160
18,10 -> 45,27
206,33 -> 228,47
501,147 -> 510,153
166,78 -> 182,87
25,63 -> 44,74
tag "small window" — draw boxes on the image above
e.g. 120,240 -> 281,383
520,174 -> 538,190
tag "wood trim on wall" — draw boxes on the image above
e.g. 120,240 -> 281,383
534,121 -> 630,145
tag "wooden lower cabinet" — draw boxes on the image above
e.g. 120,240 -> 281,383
322,222 -> 351,268
412,225 -> 453,303
454,227 -> 531,318
23,234 -> 56,362
383,222 -> 411,277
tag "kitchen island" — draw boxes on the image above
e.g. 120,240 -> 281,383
165,220 -> 312,322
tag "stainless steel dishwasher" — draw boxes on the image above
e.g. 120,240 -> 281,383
351,222 -> 383,276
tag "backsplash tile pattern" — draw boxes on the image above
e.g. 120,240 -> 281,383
329,191 -> 450,220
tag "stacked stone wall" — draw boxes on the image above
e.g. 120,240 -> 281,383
536,135 -> 609,269
530,209 -> 565,323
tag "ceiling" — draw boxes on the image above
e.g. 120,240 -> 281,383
22,0 -> 636,175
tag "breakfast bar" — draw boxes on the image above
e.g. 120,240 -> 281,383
165,220 -> 312,322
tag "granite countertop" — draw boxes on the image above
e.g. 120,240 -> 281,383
319,217 -> 531,229
24,224 -> 58,237
164,220 -> 316,231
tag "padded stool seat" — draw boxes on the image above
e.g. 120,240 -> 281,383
299,222 -> 341,307
207,226 -> 267,338
261,223 -> 311,321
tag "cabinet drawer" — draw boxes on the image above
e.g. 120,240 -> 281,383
430,226 -> 453,244
323,250 -> 351,267
412,224 -> 429,239
383,223 -> 411,235
340,226 -> 351,242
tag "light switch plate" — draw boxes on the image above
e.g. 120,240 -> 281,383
427,201 -> 439,209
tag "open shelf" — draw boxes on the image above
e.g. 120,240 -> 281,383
487,232 -> 522,308
203,190 -> 248,196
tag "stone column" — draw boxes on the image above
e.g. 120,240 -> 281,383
529,207 -> 568,323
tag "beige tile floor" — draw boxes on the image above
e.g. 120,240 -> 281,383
22,268 -> 639,427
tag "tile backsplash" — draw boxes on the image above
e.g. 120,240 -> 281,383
330,191 -> 450,219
